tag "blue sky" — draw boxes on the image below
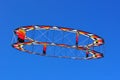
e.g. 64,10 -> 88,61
0,0 -> 120,80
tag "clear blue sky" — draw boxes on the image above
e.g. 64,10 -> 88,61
0,0 -> 120,80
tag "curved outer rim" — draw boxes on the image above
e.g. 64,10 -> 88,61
12,25 -> 104,60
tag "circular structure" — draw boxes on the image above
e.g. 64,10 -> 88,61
12,25 -> 104,60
